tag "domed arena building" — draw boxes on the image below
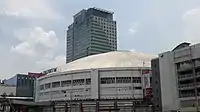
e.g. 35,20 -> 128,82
35,51 -> 154,112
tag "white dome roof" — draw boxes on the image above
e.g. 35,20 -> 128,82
57,51 -> 154,72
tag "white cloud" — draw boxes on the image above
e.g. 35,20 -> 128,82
36,55 -> 65,69
183,8 -> 200,44
0,0 -> 66,78
9,26 -> 65,77
48,55 -> 66,67
12,26 -> 58,57
128,22 -> 139,36
0,0 -> 63,19
11,42 -> 36,56
130,49 -> 136,52
130,49 -> 156,58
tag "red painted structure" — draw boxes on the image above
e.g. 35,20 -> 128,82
28,72 -> 44,78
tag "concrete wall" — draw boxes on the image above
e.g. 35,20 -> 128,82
151,58 -> 162,111
0,85 -> 16,96
191,43 -> 200,60
159,52 -> 179,111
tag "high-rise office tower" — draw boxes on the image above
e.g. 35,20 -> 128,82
66,8 -> 117,63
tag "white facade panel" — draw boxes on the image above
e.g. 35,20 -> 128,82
116,71 -> 133,77
191,44 -> 200,59
91,69 -> 99,99
99,71 -> 116,77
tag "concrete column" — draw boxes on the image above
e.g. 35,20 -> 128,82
114,101 -> 118,112
132,101 -> 136,112
2,105 -> 5,112
65,103 -> 68,112
96,101 -> 99,112
52,102 -> 56,112
80,103 -> 83,112
10,106 -> 13,112
91,69 -> 99,99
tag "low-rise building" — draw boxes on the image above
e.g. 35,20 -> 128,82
3,74 -> 36,97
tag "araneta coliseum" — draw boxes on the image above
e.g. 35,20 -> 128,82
35,51 -> 153,112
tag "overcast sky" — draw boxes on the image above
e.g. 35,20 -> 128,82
0,0 -> 200,79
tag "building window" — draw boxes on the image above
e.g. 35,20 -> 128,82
86,78 -> 91,85
51,91 -> 60,94
52,81 -> 60,88
44,92 -> 50,95
40,85 -> 44,90
45,83 -> 51,89
39,92 -> 43,96
116,77 -> 123,83
134,87 -> 142,90
73,79 -> 84,86
116,77 -> 132,83
123,77 -> 131,83
101,77 -> 115,84
61,80 -> 71,87
132,77 -> 141,83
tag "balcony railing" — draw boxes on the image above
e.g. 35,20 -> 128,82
178,74 -> 193,79
179,83 -> 194,88
177,64 -> 192,72
180,92 -> 200,98
179,93 -> 195,98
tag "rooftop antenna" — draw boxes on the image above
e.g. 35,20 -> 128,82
143,61 -> 145,67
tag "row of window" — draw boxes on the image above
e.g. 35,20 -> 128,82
40,89 -> 90,96
91,22 -> 116,30
40,79 -> 91,90
177,59 -> 200,70
39,86 -> 142,96
91,28 -> 116,36
101,77 -> 142,84
118,86 -> 142,91
91,19 -> 115,25
40,77 -> 142,90
92,16 -> 111,22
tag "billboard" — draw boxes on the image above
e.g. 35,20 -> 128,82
142,70 -> 151,89
142,70 -> 152,98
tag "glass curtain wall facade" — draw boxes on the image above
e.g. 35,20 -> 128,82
66,8 -> 117,63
